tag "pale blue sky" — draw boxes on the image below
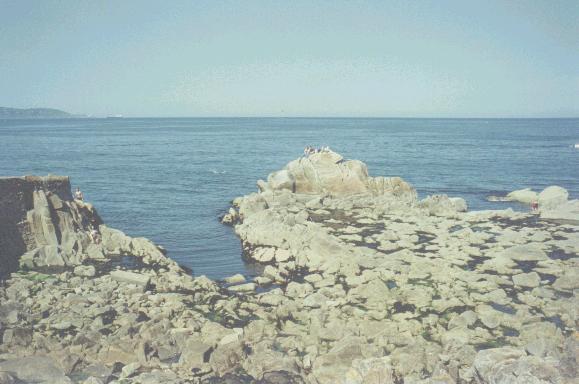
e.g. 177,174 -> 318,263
1,1 -> 577,117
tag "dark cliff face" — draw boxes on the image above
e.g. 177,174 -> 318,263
0,176 -> 102,277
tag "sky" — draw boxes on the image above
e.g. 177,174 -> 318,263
0,1 -> 578,117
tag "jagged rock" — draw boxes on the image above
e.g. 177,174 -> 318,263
498,244 -> 548,261
0,372 -> 16,384
473,347 -> 563,384
99,225 -> 132,253
110,270 -> 150,289
223,273 -> 246,284
27,190 -> 59,247
2,327 -> 32,346
419,195 -> 466,216
552,268 -> 579,291
82,377 -> 104,384
227,282 -> 256,292
209,341 -> 246,376
512,272 -> 540,288
366,176 -> 417,201
0,356 -> 72,384
540,199 -> 579,222
313,336 -> 368,384
259,150 -> 416,199
120,362 -> 141,378
221,208 -> 239,224
179,336 -> 212,371
268,169 -> 296,191
237,193 -> 268,219
20,245 -> 67,267
80,364 -> 113,383
0,175 -> 103,275
344,357 -> 395,384
259,371 -> 305,384
74,265 -> 96,277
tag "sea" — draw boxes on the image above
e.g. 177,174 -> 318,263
1,118 -> 577,279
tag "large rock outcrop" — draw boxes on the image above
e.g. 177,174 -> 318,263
0,176 -> 102,276
0,175 -> 170,277
259,150 -> 417,200
220,152 -> 578,384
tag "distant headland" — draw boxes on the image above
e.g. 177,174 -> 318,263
0,106 -> 84,119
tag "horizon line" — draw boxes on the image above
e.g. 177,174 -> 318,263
79,115 -> 579,120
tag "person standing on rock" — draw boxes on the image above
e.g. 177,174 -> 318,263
531,200 -> 539,213
90,227 -> 101,244
74,187 -> 84,201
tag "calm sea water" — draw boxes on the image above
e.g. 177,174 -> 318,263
1,118 -> 578,279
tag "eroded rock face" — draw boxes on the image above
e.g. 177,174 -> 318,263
0,176 -> 102,276
259,150 -> 417,199
538,186 -> 569,210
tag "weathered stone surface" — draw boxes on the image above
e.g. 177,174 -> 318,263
223,273 -> 246,284
0,356 -> 72,384
538,186 -> 568,210
178,336 -> 212,370
74,265 -> 96,277
110,270 -> 150,287
260,150 -> 416,199
268,169 -> 296,191
419,194 -> 464,216
541,199 -> 579,222
0,175 -> 104,276
20,245 -> 67,267
209,341 -> 246,376
512,272 -> 541,288
507,188 -> 539,204
227,282 -> 256,292
0,372 -> 16,384
498,244 -> 548,261
552,268 -> 579,291
344,357 -> 395,384
473,347 -> 563,384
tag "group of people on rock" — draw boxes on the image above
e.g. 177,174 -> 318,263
90,227 -> 101,244
304,145 -> 331,157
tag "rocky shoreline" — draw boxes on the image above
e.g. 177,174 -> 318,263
0,152 -> 577,384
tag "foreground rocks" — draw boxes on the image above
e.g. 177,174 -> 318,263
222,151 -> 578,383
1,153 -> 577,384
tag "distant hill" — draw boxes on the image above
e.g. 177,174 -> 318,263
0,107 -> 80,119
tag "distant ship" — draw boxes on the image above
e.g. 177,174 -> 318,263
106,114 -> 124,119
